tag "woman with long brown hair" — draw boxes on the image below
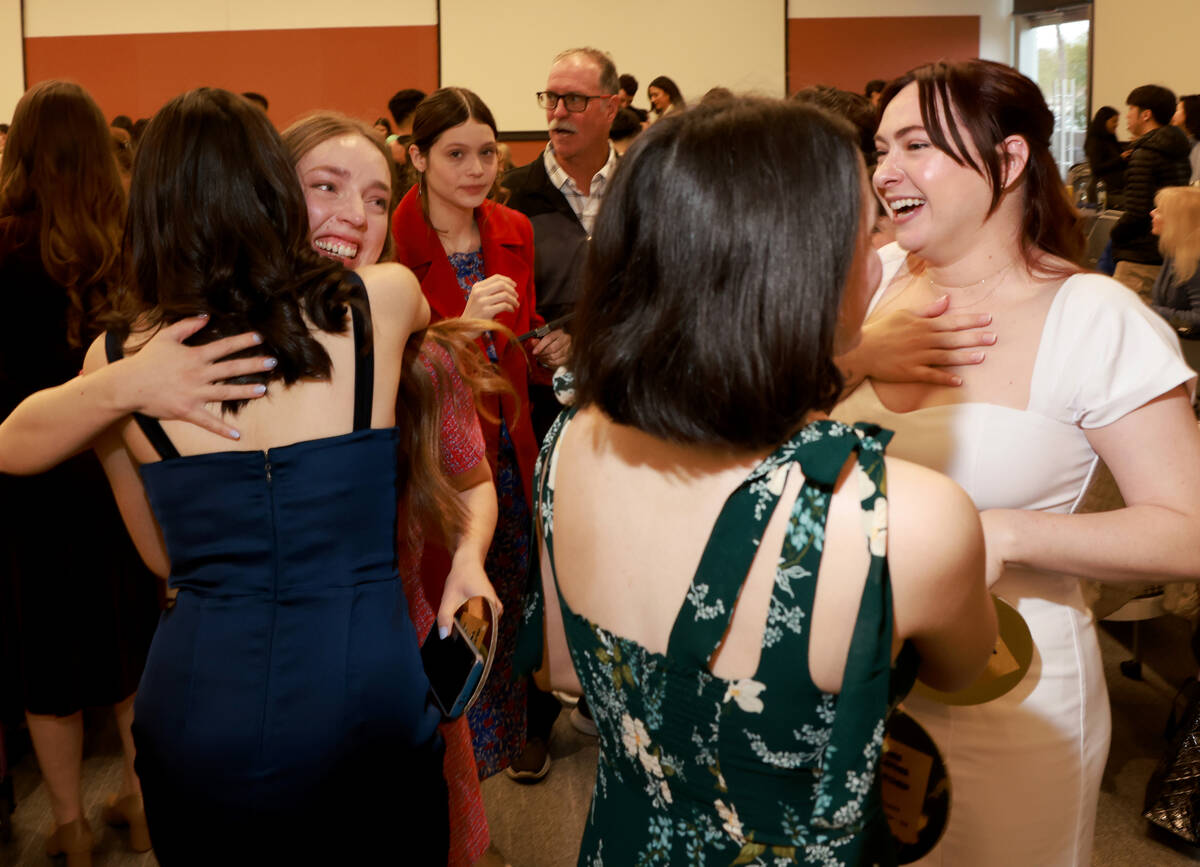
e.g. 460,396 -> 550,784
0,79 -> 162,865
283,109 -> 507,866
836,59 -> 1200,865
393,87 -> 570,780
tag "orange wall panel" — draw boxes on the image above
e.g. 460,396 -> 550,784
788,16 -> 979,97
502,139 -> 546,168
24,26 -> 439,128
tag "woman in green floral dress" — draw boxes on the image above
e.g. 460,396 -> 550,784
520,98 -> 998,866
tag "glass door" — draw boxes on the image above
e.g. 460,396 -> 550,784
1017,6 -> 1092,180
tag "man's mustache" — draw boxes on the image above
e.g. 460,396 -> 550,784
549,120 -> 577,134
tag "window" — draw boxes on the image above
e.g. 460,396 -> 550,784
1017,6 -> 1092,179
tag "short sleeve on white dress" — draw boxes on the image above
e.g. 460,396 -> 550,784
1030,274 -> 1196,429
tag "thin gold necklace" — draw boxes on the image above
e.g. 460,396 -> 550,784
926,261 -> 1014,308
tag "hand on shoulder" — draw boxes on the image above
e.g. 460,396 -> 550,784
82,317 -> 273,439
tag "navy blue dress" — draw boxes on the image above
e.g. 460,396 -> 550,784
107,278 -> 447,864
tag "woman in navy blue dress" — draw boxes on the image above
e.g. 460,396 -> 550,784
10,88 -> 449,864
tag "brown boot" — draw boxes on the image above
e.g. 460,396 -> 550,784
103,792 -> 152,852
45,816 -> 94,867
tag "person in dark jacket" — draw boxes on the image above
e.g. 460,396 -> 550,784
617,73 -> 649,123
1084,106 -> 1125,206
502,45 -> 619,783
1110,84 -> 1193,300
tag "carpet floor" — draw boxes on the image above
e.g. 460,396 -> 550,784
4,616 -> 1199,865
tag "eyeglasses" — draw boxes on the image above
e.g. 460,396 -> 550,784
536,91 -> 612,112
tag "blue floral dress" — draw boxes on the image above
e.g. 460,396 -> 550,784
525,411 -> 917,866
449,250 -> 533,778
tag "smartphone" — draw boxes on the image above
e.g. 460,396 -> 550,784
421,618 -> 485,720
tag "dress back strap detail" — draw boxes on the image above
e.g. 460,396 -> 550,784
101,271 -> 375,462
104,331 -> 180,460
345,271 -> 375,431
806,423 -> 902,834
523,408 -> 905,840
664,421 -> 877,670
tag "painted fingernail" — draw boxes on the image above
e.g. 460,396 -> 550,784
229,429 -> 241,439
971,352 -> 986,362
251,332 -> 263,344
263,357 -> 277,369
253,384 -> 267,394
198,313 -> 210,320
438,625 -> 450,640
951,375 -> 963,386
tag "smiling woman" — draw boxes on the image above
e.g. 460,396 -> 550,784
833,59 -> 1200,867
282,109 -> 507,866
286,113 -> 395,268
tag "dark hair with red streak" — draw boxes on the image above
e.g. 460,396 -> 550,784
878,59 -> 1084,271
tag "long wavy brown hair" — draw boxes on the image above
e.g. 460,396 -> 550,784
397,318 -> 516,551
0,80 -> 126,347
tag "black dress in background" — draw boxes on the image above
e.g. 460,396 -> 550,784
1085,132 -> 1127,206
0,240 -> 160,724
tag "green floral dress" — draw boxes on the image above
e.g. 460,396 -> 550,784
524,411 -> 918,867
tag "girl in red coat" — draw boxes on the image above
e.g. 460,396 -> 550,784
393,87 -> 570,778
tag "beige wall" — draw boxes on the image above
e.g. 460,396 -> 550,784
22,0 -> 435,36
788,0 -> 1014,64
0,0 -> 23,123
441,0 -> 787,132
11,0 -> 1199,139
5,0 -> 436,126
1093,0 -> 1200,123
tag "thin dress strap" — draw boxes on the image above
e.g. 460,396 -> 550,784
103,272 -> 374,461
345,271 -> 374,431
796,424 -> 901,833
105,331 -> 180,460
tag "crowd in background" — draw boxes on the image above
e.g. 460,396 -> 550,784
0,44 -> 1199,867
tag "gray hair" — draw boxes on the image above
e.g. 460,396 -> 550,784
552,48 -> 619,95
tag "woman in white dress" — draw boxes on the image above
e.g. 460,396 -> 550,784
834,59 -> 1200,867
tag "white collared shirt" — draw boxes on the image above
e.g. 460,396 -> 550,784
543,143 -> 618,235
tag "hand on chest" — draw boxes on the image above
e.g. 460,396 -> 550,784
871,276 -> 1062,413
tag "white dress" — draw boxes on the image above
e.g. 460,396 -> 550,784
833,244 -> 1196,867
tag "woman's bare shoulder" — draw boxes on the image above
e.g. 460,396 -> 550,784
355,263 -> 428,333
356,262 -> 419,306
884,455 -> 984,588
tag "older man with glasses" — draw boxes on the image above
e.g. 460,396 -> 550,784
506,48 -> 620,331
503,46 -> 619,784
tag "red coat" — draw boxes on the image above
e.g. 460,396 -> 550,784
392,186 -> 547,506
